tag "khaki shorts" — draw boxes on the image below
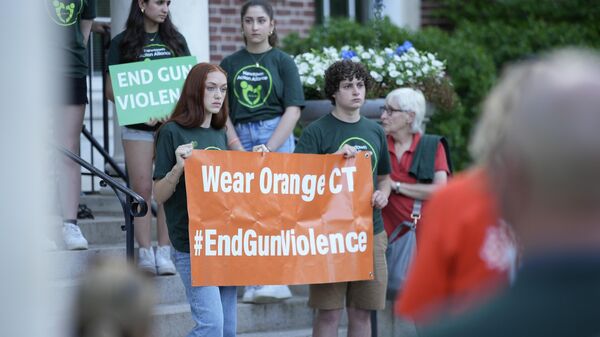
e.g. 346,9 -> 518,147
308,231 -> 388,310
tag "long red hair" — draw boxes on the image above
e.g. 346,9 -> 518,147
167,63 -> 228,129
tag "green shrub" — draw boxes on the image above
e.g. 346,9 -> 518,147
438,0 -> 600,27
283,19 -> 494,169
454,20 -> 600,70
282,17 -> 411,55
410,28 -> 496,169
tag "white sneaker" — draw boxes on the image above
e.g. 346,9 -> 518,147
155,245 -> 176,275
62,223 -> 88,250
138,247 -> 156,275
252,285 -> 292,304
242,286 -> 258,303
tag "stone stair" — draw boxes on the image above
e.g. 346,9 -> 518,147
51,192 -> 415,336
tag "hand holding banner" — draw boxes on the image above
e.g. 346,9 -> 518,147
185,151 -> 374,286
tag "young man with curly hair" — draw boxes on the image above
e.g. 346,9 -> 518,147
295,60 -> 392,337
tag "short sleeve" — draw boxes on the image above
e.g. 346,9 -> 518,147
294,126 -> 319,154
154,125 -> 176,180
434,142 -> 450,174
279,52 -> 305,109
81,0 -> 96,20
377,128 -> 391,176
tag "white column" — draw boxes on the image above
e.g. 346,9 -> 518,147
170,0 -> 210,62
323,0 -> 331,20
383,0 -> 421,31
2,2 -> 51,337
109,0 -> 131,166
348,0 -> 356,20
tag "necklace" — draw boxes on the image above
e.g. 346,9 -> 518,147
148,31 -> 159,42
248,47 -> 272,67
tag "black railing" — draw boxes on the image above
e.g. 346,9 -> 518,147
58,146 -> 147,260
81,125 -> 127,181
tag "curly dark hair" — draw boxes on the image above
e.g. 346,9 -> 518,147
120,0 -> 188,63
324,60 -> 373,105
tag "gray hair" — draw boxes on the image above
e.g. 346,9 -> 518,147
385,87 -> 426,134
469,60 -> 533,165
493,48 -> 600,210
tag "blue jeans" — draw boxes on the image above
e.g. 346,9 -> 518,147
172,250 -> 237,337
235,116 -> 295,152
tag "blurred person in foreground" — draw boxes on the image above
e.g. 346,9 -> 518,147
421,48 -> 600,337
396,62 -> 525,322
74,257 -> 155,337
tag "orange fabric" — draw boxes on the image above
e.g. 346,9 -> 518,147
396,168 -> 511,322
185,150 -> 375,286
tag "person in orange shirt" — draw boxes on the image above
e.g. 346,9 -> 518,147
396,59 -> 525,323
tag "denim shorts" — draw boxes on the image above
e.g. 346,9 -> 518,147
121,126 -> 155,142
234,116 -> 295,153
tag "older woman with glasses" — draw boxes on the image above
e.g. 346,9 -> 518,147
379,87 -> 451,299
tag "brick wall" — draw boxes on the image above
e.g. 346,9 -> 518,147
209,0 -> 316,63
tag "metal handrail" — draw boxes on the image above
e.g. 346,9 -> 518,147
58,146 -> 147,260
81,125 -> 128,181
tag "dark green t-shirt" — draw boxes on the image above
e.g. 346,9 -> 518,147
47,0 -> 96,78
294,113 -> 391,234
220,48 -> 305,124
108,31 -> 190,131
153,122 -> 227,253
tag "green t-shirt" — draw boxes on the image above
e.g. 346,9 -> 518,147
47,0 -> 96,78
107,31 -> 190,65
294,113 -> 391,234
153,122 -> 227,253
108,31 -> 190,131
220,48 -> 305,124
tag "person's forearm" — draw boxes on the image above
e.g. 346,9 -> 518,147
226,117 -> 245,151
377,175 -> 392,199
394,181 -> 440,200
266,106 -> 301,151
80,19 -> 93,46
154,165 -> 184,204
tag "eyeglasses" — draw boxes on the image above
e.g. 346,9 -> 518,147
380,105 -> 410,116
206,86 -> 227,95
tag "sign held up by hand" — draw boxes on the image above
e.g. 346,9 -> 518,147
109,56 -> 197,125
185,151 -> 375,286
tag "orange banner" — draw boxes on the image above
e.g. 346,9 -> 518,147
185,151 -> 374,286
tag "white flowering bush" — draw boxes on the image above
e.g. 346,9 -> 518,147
294,41 -> 448,100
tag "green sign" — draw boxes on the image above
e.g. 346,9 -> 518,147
109,56 -> 197,126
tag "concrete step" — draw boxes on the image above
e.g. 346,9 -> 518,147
77,216 -> 158,245
50,244 -> 126,280
54,277 -> 310,310
51,274 -> 188,307
80,192 -> 129,217
237,327 -> 348,337
153,296 -> 316,336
